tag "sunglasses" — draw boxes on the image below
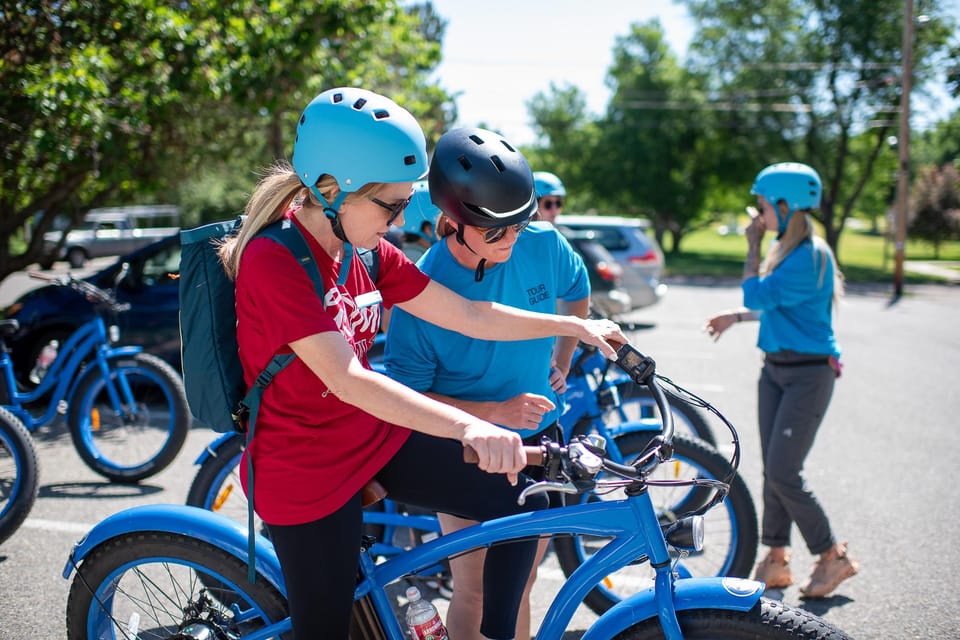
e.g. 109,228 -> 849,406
481,217 -> 532,244
540,198 -> 564,210
370,194 -> 413,225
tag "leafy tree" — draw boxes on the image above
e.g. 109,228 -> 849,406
0,0 -> 451,281
524,83 -> 600,213
590,20 -> 726,252
909,163 -> 960,257
679,0 -> 956,260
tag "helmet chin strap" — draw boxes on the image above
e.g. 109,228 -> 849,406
310,186 -> 353,285
454,224 -> 487,282
776,203 -> 795,237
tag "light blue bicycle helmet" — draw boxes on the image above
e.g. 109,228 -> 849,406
751,162 -> 821,234
533,171 -> 567,198
400,180 -> 440,242
290,87 -> 428,281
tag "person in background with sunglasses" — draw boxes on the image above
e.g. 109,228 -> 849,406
533,170 -> 566,224
222,90 -> 625,640
385,127 -> 592,640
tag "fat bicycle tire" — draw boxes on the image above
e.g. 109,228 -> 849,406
68,352 -> 190,483
66,531 -> 290,640
614,381 -> 716,446
613,597 -> 852,639
187,433 -> 397,542
554,432 -> 758,616
0,408 -> 39,545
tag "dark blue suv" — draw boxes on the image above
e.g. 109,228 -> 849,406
3,234 -> 182,383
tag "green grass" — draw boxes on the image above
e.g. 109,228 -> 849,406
663,223 -> 960,284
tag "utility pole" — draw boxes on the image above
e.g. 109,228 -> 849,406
893,0 -> 914,298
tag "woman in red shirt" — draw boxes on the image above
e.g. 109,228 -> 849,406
217,87 -> 625,640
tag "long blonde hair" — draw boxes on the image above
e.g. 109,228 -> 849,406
761,208 -> 844,304
218,161 -> 384,279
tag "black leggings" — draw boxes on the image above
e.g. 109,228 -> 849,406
267,432 -> 548,640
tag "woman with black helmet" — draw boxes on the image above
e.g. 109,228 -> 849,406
704,162 -> 858,600
219,89 -> 625,640
384,127 -> 593,640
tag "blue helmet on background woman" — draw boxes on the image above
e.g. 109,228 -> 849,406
751,162 -> 822,234
751,163 -> 821,212
400,180 -> 440,242
533,171 -> 566,198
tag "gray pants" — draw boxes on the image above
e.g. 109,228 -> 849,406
757,357 -> 837,554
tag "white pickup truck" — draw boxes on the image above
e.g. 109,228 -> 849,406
42,205 -> 181,269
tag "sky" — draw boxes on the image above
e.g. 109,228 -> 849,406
423,0 -> 958,147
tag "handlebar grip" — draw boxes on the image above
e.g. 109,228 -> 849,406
463,445 -> 543,467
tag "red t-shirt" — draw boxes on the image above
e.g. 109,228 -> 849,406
235,213 -> 429,525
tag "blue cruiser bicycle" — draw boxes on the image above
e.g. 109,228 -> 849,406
185,340 -> 757,614
1,273 -> 190,483
62,342 -> 846,639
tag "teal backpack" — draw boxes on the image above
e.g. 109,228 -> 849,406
178,216 -> 378,580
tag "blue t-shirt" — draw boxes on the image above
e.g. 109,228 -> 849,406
385,223 -> 590,438
742,238 -> 840,358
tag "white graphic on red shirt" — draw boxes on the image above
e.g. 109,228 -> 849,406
325,287 -> 380,359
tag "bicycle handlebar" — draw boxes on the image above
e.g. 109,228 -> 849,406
28,271 -> 127,311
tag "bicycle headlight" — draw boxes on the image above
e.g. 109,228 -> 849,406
664,515 -> 704,552
108,325 -> 120,343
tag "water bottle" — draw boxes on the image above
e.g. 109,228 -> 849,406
29,340 -> 59,384
404,586 -> 449,640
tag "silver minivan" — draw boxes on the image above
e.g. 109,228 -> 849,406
556,214 -> 667,309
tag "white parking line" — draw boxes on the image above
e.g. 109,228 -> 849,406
22,518 -> 92,534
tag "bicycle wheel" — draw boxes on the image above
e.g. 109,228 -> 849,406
613,598 -> 851,639
554,432 -> 758,616
68,352 -> 190,483
185,433 -> 266,530
612,381 -> 716,446
0,408 -> 39,545
65,532 -> 290,640
187,435 -> 392,543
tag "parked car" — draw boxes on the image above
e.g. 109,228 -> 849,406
41,205 -> 181,269
4,233 -> 182,383
556,214 -> 667,309
558,228 -> 632,318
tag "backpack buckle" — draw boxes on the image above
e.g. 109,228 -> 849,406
231,403 -> 250,432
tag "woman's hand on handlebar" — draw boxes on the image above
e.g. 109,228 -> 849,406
576,318 -> 626,359
461,422 -> 526,486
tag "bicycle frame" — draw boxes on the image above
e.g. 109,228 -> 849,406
65,492 -> 764,640
0,315 -> 142,431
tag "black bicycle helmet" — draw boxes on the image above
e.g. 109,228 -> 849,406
428,127 -> 537,229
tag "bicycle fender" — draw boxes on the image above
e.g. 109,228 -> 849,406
579,577 -> 764,640
193,431 -> 243,465
64,346 -> 145,402
62,504 -> 286,593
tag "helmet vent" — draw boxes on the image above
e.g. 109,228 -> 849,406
403,155 -> 417,166
490,155 -> 505,173
300,114 -> 306,125
332,92 -> 343,103
457,154 -> 472,171
353,98 -> 367,110
373,109 -> 390,120
468,134 -> 485,146
500,139 -> 516,152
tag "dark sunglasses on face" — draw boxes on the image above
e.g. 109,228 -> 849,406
482,217 -> 532,244
370,194 -> 413,225
540,198 -> 564,210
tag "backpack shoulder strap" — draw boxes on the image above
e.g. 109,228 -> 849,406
237,217 -> 327,583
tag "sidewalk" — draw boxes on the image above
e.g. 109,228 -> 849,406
904,260 -> 960,284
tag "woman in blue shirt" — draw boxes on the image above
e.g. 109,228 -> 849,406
385,127 -> 590,640
705,162 -> 858,600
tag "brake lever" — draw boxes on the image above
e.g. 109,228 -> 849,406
518,481 -> 580,505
